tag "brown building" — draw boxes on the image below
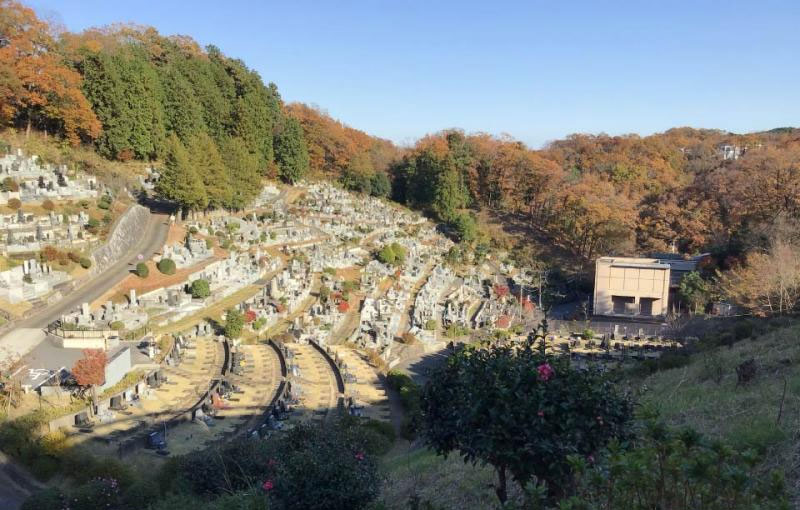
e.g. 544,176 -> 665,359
593,255 -> 705,319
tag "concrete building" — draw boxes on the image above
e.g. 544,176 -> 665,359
593,255 -> 705,318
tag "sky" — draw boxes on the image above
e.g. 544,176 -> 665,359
28,0 -> 800,148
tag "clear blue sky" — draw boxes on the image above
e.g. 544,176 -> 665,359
29,0 -> 800,148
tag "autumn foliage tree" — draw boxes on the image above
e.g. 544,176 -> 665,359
71,349 -> 107,409
0,0 -> 101,143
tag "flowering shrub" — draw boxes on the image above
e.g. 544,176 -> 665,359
421,322 -> 633,503
175,422 -> 381,510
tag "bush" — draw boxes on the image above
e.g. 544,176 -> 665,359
135,262 -> 149,278
2,177 -> 19,192
68,477 -> 122,510
86,217 -> 100,233
41,245 -> 60,262
157,258 -> 176,275
734,321 -> 754,341
68,251 -> 80,263
190,279 -> 211,299
8,197 -> 21,210
41,199 -> 55,211
110,321 -> 124,331
176,423 -> 381,509
97,195 -> 112,210
79,257 -> 92,269
386,370 -> 421,438
189,226 -> 198,234
424,319 -> 437,331
421,326 -> 634,503
21,487 -> 64,510
561,420 -> 789,510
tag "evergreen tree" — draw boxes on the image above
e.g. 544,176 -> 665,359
156,135 -> 208,214
433,157 -> 469,222
187,133 -> 230,209
220,136 -> 262,210
160,65 -> 206,143
274,117 -> 310,184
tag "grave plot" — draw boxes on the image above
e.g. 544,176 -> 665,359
331,346 -> 391,422
163,343 -> 282,454
285,343 -> 338,423
84,337 -> 224,449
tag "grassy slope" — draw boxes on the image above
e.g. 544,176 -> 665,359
641,322 -> 800,497
378,446 -> 498,509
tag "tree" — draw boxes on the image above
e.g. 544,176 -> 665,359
433,160 -> 469,222
220,136 -> 261,210
224,308 -> 244,339
190,279 -> 210,299
155,135 -> 208,215
71,349 -> 107,411
678,271 -> 709,314
718,239 -> 800,316
274,117 -> 310,184
7,198 -> 20,210
187,133 -> 230,209
376,244 -> 396,265
421,324 -> 633,503
451,212 -> 477,242
370,171 -> 391,197
41,199 -> 54,211
0,0 -> 101,143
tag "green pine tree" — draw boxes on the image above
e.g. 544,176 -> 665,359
156,135 -> 208,215
274,117 -> 310,184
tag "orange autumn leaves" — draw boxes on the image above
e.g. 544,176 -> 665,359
0,0 -> 101,144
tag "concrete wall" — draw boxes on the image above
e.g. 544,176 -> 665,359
593,258 -> 670,317
101,347 -> 131,391
91,204 -> 150,275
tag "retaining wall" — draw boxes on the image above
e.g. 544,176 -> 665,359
91,204 -> 150,275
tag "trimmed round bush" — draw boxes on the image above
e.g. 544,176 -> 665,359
190,279 -> 210,299
135,262 -> 149,278
157,258 -> 176,275
79,257 -> 92,269
8,198 -> 21,210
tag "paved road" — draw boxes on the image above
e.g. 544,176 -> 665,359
0,211 -> 169,362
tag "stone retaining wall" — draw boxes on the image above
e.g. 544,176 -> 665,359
91,204 -> 150,275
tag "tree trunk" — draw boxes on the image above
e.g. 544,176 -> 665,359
26,116 -> 31,138
495,465 -> 508,504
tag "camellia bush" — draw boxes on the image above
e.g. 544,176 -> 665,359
420,322 -> 634,503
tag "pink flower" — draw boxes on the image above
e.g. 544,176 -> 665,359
587,454 -> 595,464
268,458 -> 276,467
537,363 -> 554,382
537,410 -> 544,417
262,479 -> 274,491
355,451 -> 365,461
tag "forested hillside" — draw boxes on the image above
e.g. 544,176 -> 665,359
3,0 -> 800,315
